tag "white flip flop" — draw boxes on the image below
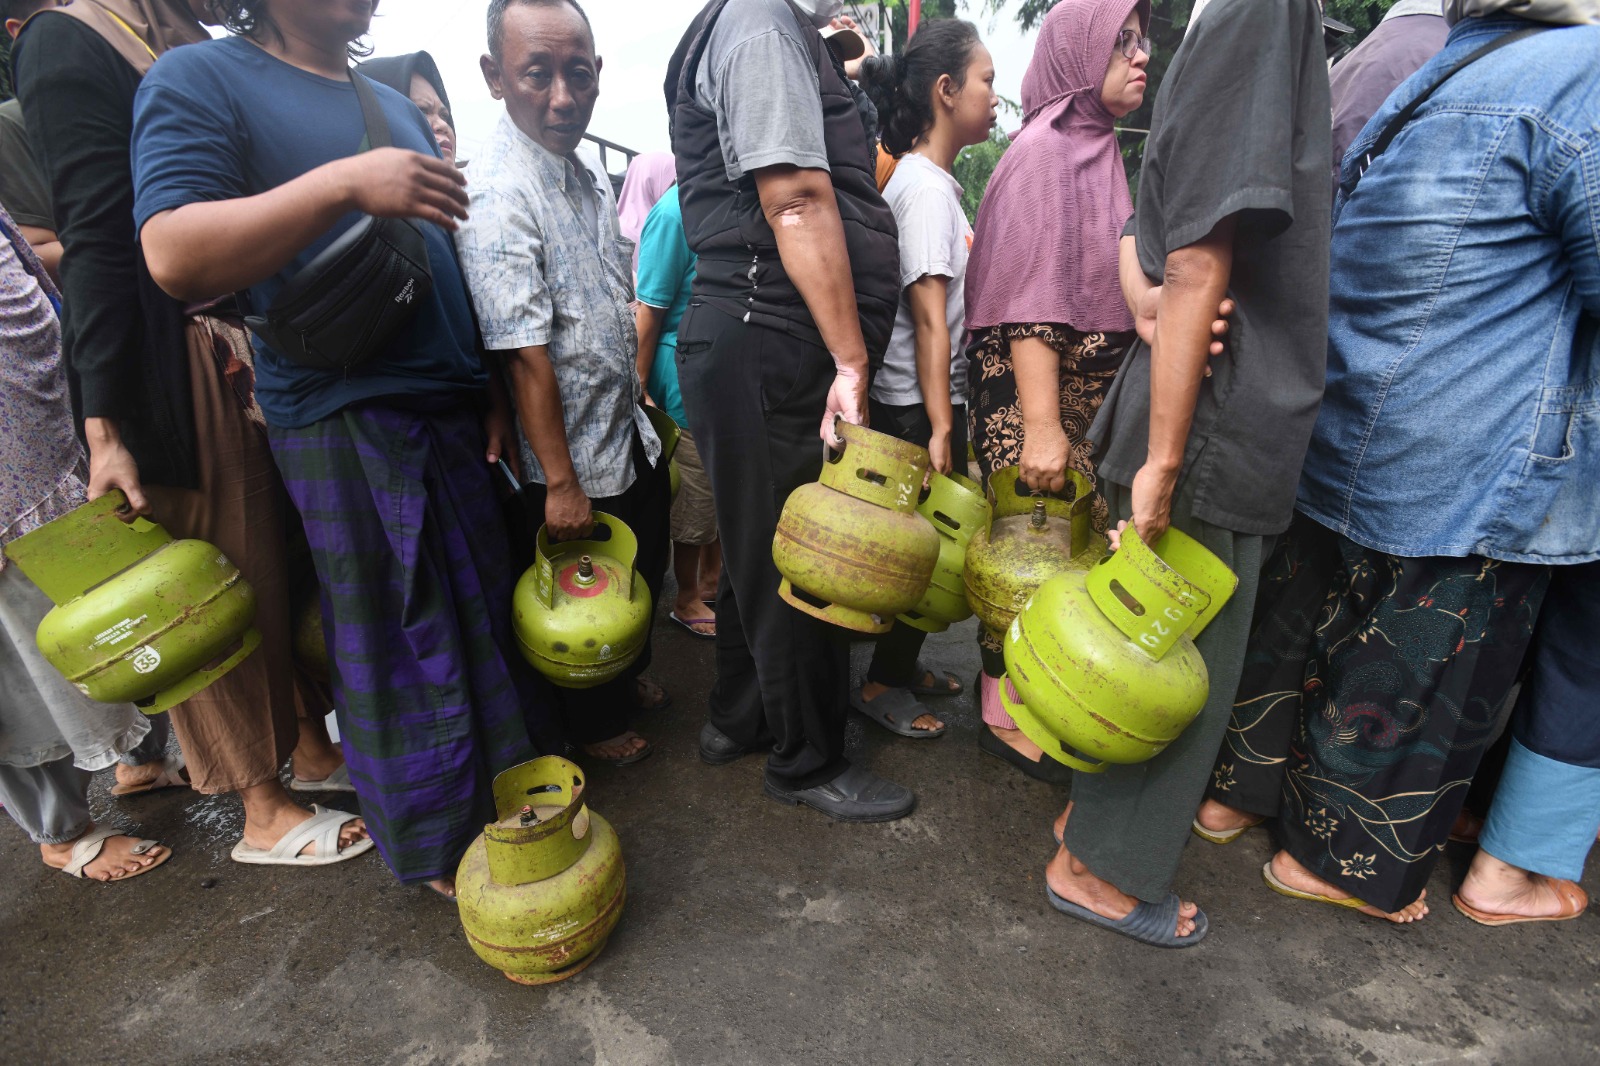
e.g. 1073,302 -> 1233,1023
230,804 -> 374,867
289,762 -> 356,793
61,826 -> 171,881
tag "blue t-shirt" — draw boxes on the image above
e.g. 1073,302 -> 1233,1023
131,37 -> 485,429
633,189 -> 695,428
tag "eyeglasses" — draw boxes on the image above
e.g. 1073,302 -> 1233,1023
1115,29 -> 1152,59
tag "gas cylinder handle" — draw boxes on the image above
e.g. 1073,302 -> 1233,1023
533,511 -> 641,608
823,413 -> 846,463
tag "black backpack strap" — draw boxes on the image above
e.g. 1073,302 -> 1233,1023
1354,24 -> 1547,186
350,70 -> 393,151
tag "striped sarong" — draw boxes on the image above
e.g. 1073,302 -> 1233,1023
268,400 -> 559,883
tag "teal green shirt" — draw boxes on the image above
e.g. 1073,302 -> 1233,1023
635,189 -> 695,427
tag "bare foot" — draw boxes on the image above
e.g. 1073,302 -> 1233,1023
1046,842 -> 1200,939
426,877 -> 457,900
1268,850 -> 1429,923
1053,801 -> 1074,844
1450,810 -> 1484,844
240,784 -> 367,857
635,675 -> 669,711
672,597 -> 716,637
584,731 -> 650,762
859,681 -> 943,732
1458,850 -> 1587,920
41,827 -> 168,881
1195,797 -> 1261,835
114,761 -> 167,791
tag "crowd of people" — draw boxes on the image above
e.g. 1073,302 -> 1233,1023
0,0 -> 1596,949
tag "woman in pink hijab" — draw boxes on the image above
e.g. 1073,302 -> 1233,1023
617,151 -> 678,272
963,0 -> 1151,783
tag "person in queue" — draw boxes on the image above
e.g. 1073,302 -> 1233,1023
1049,0 -> 1332,945
665,0 -> 912,822
633,169 -> 725,642
0,204 -> 177,883
131,0 -> 560,898
1195,0 -> 1600,926
847,19 -> 997,741
962,0 -> 1149,783
617,150 -> 676,272
14,0 -> 369,867
360,50 -> 459,166
0,1 -> 62,280
457,0 -> 672,766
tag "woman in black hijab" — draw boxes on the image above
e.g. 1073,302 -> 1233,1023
360,51 -> 458,166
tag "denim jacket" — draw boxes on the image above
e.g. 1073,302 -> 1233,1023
1297,17 -> 1600,564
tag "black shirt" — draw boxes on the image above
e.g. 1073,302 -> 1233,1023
14,13 -> 196,488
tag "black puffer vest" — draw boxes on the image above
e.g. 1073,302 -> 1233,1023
664,0 -> 900,359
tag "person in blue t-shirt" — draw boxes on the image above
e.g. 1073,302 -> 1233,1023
132,0 -> 560,901
634,186 -> 722,642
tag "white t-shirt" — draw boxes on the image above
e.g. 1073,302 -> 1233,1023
871,152 -> 971,407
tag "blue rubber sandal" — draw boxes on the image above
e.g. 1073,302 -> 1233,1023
1046,885 -> 1209,948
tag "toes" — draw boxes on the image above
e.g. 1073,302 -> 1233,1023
913,714 -> 943,731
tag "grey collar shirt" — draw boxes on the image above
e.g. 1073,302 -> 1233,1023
455,112 -> 659,499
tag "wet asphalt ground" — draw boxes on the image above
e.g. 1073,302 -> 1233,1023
4,587 -> 1598,1065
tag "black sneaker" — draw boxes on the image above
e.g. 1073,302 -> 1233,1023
763,764 -> 916,823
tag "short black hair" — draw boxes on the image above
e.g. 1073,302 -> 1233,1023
211,1 -> 374,60
486,0 -> 593,61
1,0 -> 56,22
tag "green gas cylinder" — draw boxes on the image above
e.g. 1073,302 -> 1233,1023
2,491 -> 260,714
963,467 -> 1106,644
772,418 -> 940,634
456,756 -> 626,985
643,406 -> 682,502
1002,526 -> 1239,771
512,512 -> 651,688
896,470 -> 990,633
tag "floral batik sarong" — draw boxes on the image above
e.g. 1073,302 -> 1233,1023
1208,514 -> 1549,911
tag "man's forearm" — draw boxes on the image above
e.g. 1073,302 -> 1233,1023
1147,220 -> 1236,472
140,163 -> 357,301
756,167 -> 869,373
503,344 -> 581,490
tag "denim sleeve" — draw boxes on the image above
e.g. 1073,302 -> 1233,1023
1550,139 -> 1600,317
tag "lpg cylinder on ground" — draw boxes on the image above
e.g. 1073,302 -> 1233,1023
2,491 -> 260,714
964,466 -> 1106,644
456,756 -> 626,985
1002,526 -> 1239,771
897,470 -> 990,633
772,418 -> 939,634
512,512 -> 651,688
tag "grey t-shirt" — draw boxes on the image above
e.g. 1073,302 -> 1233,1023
694,0 -> 828,180
0,99 -> 55,230
1089,0 -> 1331,537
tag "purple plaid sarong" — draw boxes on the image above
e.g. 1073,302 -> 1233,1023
268,400 -> 559,883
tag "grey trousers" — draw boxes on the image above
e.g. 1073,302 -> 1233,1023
1060,481 -> 1270,903
0,756 -> 92,845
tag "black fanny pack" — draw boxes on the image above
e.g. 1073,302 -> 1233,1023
245,72 -> 433,374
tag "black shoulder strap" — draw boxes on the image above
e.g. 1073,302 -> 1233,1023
1354,25 -> 1547,186
350,70 -> 392,152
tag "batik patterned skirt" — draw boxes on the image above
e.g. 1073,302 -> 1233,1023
1208,514 -> 1549,911
268,400 -> 558,884
966,323 -> 1130,533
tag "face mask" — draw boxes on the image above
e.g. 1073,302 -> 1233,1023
793,0 -> 846,27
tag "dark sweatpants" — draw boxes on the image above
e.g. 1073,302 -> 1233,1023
674,301 -> 850,789
510,428 -> 672,747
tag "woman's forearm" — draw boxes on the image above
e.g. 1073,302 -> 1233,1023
139,160 -> 356,301
1011,335 -> 1060,432
1119,233 -> 1153,319
635,302 -> 664,387
908,277 -> 953,431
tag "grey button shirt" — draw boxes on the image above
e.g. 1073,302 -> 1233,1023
455,113 -> 659,498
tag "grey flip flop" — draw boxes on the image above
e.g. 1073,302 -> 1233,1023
849,685 -> 947,739
1046,885 -> 1209,948
904,660 -> 963,698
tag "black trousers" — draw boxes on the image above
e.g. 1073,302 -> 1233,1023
675,301 -> 850,788
510,428 -> 671,746
864,398 -> 968,687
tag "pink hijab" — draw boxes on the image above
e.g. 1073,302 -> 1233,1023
965,0 -> 1147,333
617,152 -> 678,253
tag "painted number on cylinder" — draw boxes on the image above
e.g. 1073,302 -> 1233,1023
1137,606 -> 1188,649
